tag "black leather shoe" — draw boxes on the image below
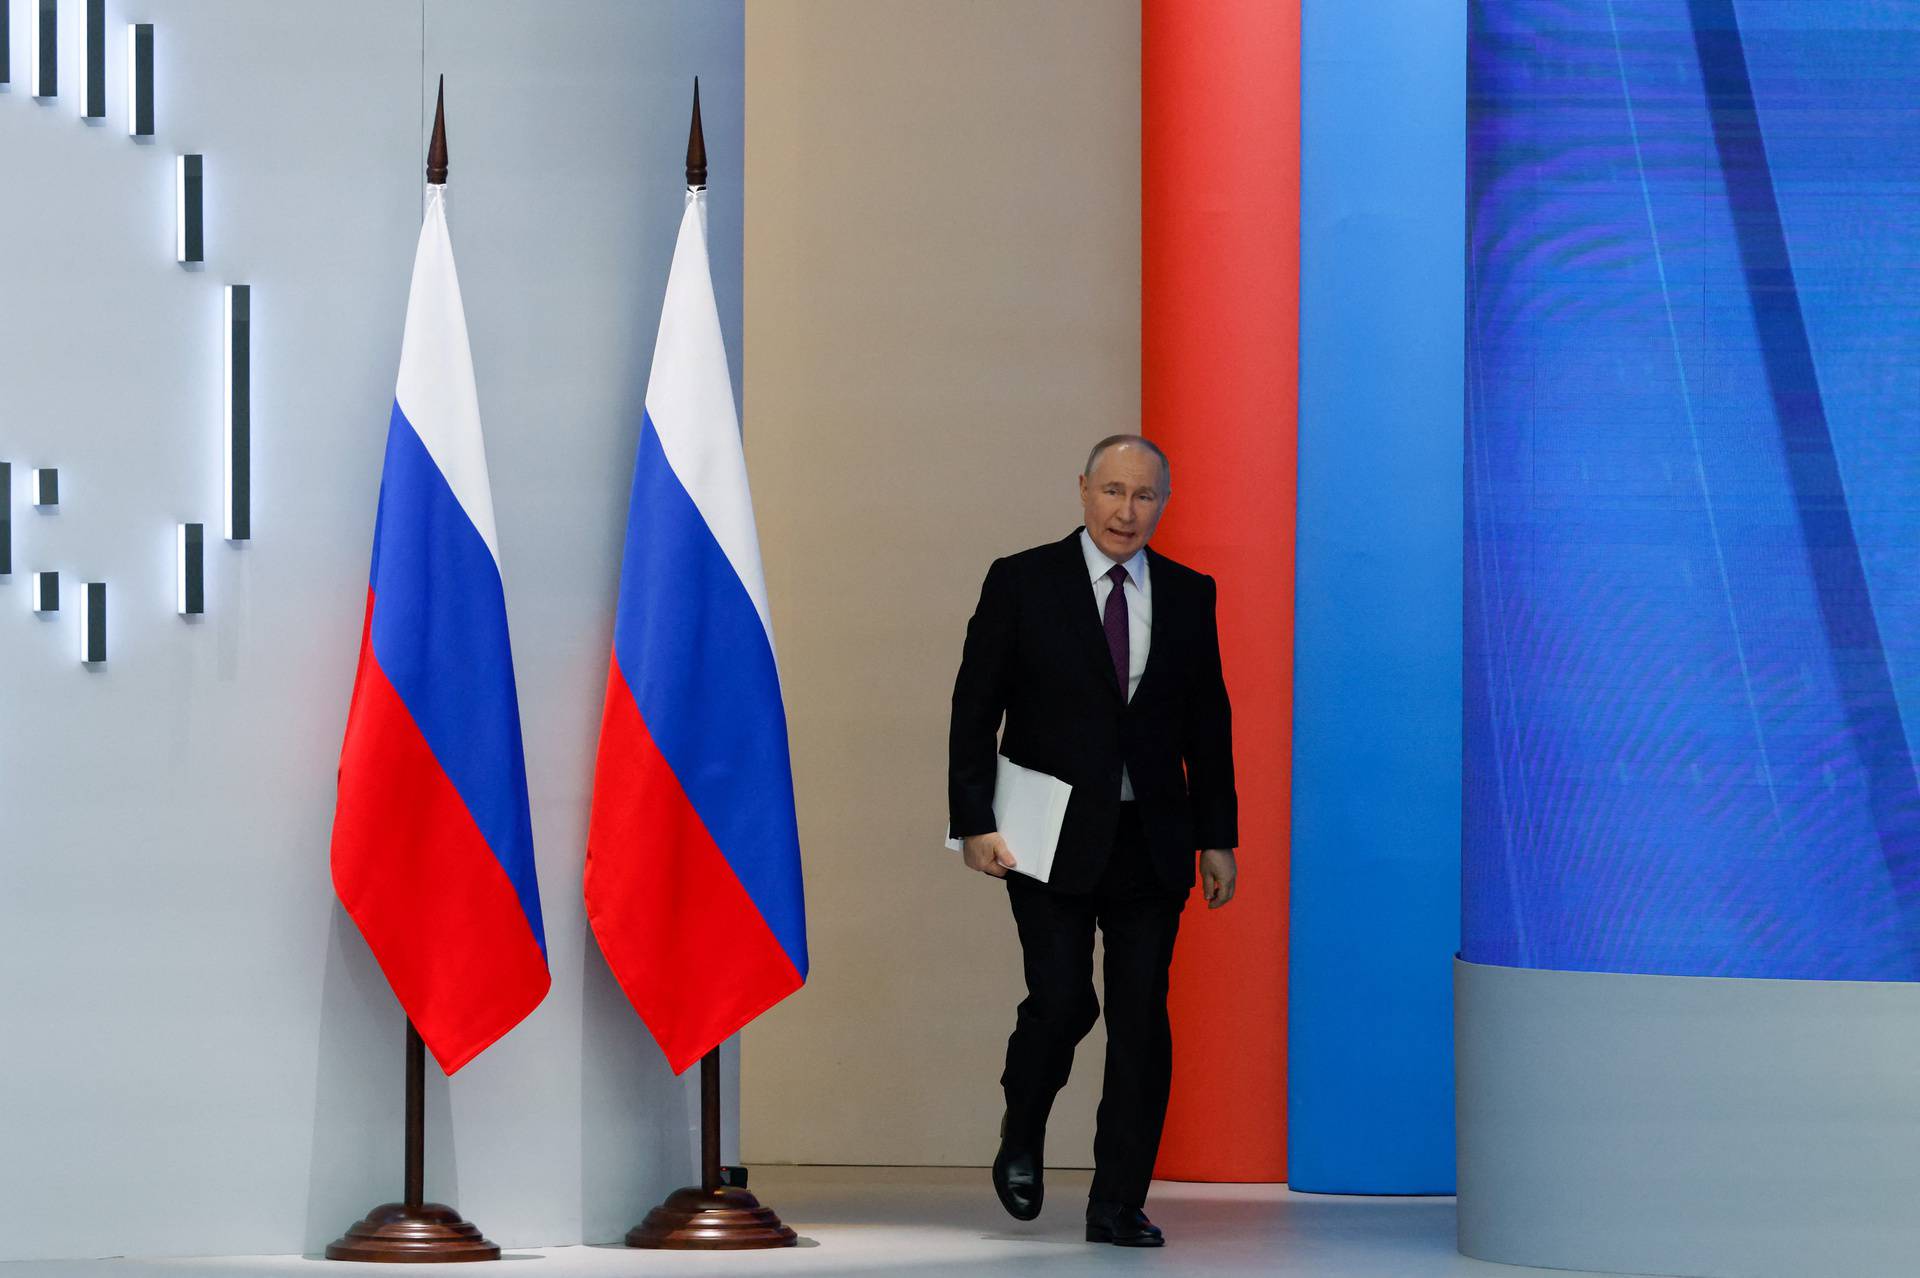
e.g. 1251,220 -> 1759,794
991,1111 -> 1043,1221
1085,1201 -> 1164,1247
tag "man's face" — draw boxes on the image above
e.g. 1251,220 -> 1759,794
1078,444 -> 1168,562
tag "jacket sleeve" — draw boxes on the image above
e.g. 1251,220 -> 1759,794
1182,574 -> 1239,850
948,557 -> 1017,838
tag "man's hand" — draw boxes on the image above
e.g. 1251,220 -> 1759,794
962,832 -> 1019,879
1199,849 -> 1237,909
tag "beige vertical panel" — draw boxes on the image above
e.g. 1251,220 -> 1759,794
742,0 -> 1141,1166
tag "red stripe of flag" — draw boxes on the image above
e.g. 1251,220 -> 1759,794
332,592 -> 552,1074
585,660 -> 803,1074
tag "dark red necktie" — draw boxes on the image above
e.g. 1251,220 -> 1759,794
1103,564 -> 1129,694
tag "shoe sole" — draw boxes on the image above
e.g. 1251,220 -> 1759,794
1085,1225 -> 1165,1247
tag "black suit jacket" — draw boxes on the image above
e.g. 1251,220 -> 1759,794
948,530 -> 1237,894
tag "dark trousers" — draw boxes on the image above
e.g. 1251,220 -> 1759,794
1000,804 -> 1187,1208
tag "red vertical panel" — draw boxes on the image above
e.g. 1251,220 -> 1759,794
1142,0 -> 1298,1183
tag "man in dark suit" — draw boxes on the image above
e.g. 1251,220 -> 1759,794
948,434 -> 1238,1249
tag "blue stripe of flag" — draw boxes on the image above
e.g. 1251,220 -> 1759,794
368,401 -> 546,954
611,411 -> 808,978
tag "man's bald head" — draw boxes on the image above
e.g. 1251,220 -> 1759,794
1082,434 -> 1171,494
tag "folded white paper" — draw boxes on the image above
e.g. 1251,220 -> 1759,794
944,757 -> 1072,884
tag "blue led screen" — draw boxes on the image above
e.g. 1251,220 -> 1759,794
1465,0 -> 1920,979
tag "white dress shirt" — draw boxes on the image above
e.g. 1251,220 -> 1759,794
1080,528 -> 1151,799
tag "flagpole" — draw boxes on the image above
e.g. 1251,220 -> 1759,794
701,1048 -> 723,1192
405,1022 -> 427,1210
623,86 -> 794,1252
327,78 -> 500,1265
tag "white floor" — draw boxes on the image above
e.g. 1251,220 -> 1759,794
0,1166 -> 1613,1277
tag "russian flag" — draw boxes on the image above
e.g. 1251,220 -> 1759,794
585,182 -> 808,1075
330,184 -> 550,1075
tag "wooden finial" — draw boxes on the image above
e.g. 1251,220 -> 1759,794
686,77 -> 707,190
426,75 -> 448,184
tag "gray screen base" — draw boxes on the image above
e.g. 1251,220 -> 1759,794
1456,957 -> 1920,1278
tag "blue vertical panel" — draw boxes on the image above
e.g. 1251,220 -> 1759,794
1290,0 -> 1464,1193
1466,1 -> 1920,982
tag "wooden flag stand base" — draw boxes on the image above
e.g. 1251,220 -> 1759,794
326,1202 -> 498,1265
626,1049 -> 797,1249
326,1021 -> 501,1263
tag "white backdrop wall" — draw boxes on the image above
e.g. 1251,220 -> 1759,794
0,0 -> 744,1261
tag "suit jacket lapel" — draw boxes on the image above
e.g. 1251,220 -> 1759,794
1057,530 -> 1124,699
1133,546 -> 1170,702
